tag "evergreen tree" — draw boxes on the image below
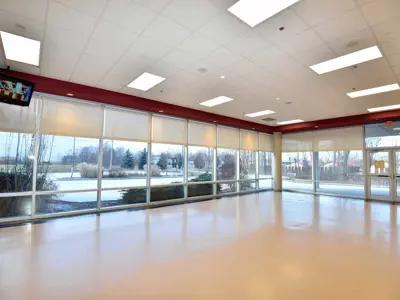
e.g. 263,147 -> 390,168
139,148 -> 147,170
121,149 -> 134,169
157,153 -> 168,170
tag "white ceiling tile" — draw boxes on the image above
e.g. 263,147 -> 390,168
293,0 -> 356,27
319,68 -> 359,93
226,32 -> 271,57
221,59 -> 260,78
134,0 -> 171,12
198,11 -> 249,46
97,65 -> 144,92
380,40 -> 400,57
361,0 -> 400,27
266,56 -> 316,82
84,21 -> 138,60
146,60 -> 182,78
314,9 -> 369,42
158,50 -> 196,69
327,28 -> 377,55
47,1 -> 97,34
248,45 -> 288,68
177,33 -> 219,60
0,10 -> 45,41
198,47 -> 243,72
162,0 -> 219,31
386,53 -> 400,68
293,44 -> 336,66
5,60 -> 41,75
372,19 -> 400,44
103,0 -> 157,34
275,29 -> 324,55
142,15 -> 192,46
0,0 -> 47,22
254,9 -> 309,44
127,36 -> 172,60
207,0 -> 237,10
71,54 -> 114,86
41,54 -> 77,81
55,0 -> 108,18
352,59 -> 395,86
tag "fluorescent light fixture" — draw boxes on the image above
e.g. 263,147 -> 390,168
393,127 -> 400,131
245,110 -> 276,117
310,46 -> 383,75
347,83 -> 400,98
200,96 -> 234,107
127,72 -> 166,91
367,104 -> 400,113
228,0 -> 300,27
277,119 -> 304,125
0,31 -> 41,66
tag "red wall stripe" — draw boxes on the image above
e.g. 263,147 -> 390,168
8,70 -> 274,134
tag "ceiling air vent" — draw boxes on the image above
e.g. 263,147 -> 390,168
262,117 -> 276,122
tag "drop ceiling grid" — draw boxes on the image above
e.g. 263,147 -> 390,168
0,0 -> 400,125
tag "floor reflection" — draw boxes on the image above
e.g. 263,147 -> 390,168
1,191 -> 399,299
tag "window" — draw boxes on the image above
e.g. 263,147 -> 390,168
0,132 -> 34,193
282,152 -> 313,192
101,188 -> 147,207
37,135 -> 100,192
188,183 -> 214,198
0,196 -> 32,218
217,182 -> 237,194
365,122 -> 400,148
239,150 -> 256,179
188,146 -> 213,182
217,148 -> 236,181
240,180 -> 257,192
259,152 -> 273,178
151,185 -> 184,202
151,143 -> 184,185
102,140 -> 148,189
316,151 -> 364,197
36,191 -> 98,214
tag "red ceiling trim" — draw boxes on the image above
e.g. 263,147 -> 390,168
7,70 -> 274,134
277,110 -> 400,133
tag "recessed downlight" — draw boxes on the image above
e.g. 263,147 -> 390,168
347,83 -> 400,98
0,31 -> 41,66
310,46 -> 383,75
367,104 -> 400,113
245,110 -> 276,118
200,96 -> 234,107
127,72 -> 166,91
277,119 -> 304,125
228,0 -> 300,27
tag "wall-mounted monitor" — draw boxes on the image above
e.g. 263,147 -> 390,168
0,73 -> 34,107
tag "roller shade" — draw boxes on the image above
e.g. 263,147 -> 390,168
259,133 -> 273,151
0,96 -> 37,133
313,127 -> 363,151
240,130 -> 258,150
282,132 -> 313,152
40,97 -> 102,138
188,121 -> 216,147
104,107 -> 149,141
217,126 -> 239,149
152,115 -> 186,144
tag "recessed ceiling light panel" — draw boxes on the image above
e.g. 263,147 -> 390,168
367,104 -> 400,113
245,110 -> 276,117
127,72 -> 166,91
0,31 -> 41,66
347,83 -> 400,98
228,0 -> 300,27
310,46 -> 383,75
277,119 -> 304,125
200,96 -> 234,107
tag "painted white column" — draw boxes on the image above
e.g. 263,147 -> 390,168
273,132 -> 282,192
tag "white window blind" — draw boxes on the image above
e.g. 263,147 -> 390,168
240,130 -> 258,151
104,107 -> 149,141
259,133 -> 273,152
40,97 -> 102,138
0,96 -> 37,133
188,121 -> 216,147
313,127 -> 364,151
152,115 -> 186,144
282,132 -> 313,152
217,126 -> 239,149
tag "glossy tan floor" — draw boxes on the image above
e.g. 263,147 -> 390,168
1,192 -> 400,299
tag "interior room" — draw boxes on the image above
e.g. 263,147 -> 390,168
1,0 -> 400,299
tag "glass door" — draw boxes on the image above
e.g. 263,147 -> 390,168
367,150 -> 392,201
367,149 -> 400,202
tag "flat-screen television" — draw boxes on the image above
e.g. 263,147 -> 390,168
0,73 -> 35,107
